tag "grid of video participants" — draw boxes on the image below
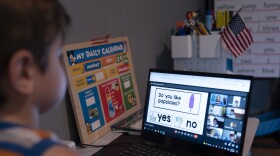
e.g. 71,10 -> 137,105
206,93 -> 246,144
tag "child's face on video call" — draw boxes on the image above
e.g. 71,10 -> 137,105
35,36 -> 66,113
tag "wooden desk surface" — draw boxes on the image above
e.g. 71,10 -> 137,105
250,136 -> 280,156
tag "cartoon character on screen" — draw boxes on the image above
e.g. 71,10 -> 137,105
67,50 -> 76,66
189,94 -> 194,112
105,87 -> 115,118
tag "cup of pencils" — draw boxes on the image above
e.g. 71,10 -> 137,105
185,11 -> 210,35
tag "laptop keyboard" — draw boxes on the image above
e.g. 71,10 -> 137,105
117,143 -> 178,156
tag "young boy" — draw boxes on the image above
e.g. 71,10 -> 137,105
0,0 -> 80,155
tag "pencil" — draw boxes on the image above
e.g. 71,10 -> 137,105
198,22 -> 209,35
191,23 -> 202,35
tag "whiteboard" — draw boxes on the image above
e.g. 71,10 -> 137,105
215,0 -> 280,77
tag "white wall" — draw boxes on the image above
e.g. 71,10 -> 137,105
40,0 -> 204,140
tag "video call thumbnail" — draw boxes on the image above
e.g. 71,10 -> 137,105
207,115 -> 224,128
210,94 -> 228,106
222,130 -> 242,144
227,96 -> 246,109
206,126 -> 223,140
225,107 -> 245,120
209,93 -> 246,109
208,105 -> 226,117
224,118 -> 243,132
206,93 -> 245,143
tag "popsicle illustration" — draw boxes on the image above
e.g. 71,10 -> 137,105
105,87 -> 115,118
189,94 -> 194,112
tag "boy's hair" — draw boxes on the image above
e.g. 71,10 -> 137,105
0,0 -> 71,105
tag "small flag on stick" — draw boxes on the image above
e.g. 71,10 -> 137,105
220,9 -> 253,57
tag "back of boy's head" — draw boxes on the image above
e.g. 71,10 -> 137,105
0,0 -> 71,106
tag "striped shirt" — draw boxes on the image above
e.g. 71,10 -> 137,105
0,122 -> 64,156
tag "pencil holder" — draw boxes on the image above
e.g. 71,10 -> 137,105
198,34 -> 221,58
172,33 -> 228,74
171,35 -> 193,58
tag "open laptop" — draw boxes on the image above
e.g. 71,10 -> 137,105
96,69 -> 253,156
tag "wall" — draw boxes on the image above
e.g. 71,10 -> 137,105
40,0 -> 204,140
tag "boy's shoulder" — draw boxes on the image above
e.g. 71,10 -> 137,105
0,122 -> 79,156
43,146 -> 80,156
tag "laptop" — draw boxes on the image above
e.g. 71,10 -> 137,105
96,69 -> 253,156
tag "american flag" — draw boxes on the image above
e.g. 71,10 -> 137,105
221,13 -> 253,57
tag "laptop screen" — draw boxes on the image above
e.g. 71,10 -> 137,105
141,69 -> 252,156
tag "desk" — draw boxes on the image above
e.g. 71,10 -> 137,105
76,118 -> 260,156
250,136 -> 280,156
77,133 -> 280,156
76,132 -> 123,156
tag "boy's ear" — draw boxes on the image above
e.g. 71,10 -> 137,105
8,50 -> 35,95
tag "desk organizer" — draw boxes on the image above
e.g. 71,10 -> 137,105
198,34 -> 221,58
171,35 -> 193,58
171,34 -> 228,73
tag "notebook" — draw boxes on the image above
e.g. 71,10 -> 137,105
96,69 -> 253,156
